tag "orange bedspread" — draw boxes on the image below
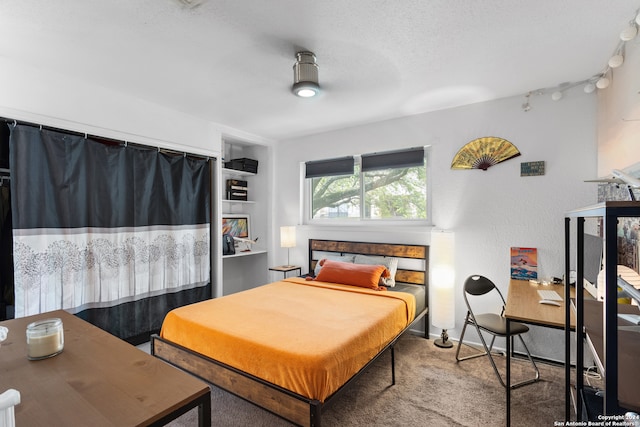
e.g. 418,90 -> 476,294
160,277 -> 416,402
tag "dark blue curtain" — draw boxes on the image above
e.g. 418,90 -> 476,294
10,125 -> 211,343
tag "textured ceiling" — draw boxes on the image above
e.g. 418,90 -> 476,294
0,1 -> 638,141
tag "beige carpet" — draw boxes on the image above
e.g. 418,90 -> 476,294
166,333 -> 568,426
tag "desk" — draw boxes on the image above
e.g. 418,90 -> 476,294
0,310 -> 211,426
503,279 -> 576,426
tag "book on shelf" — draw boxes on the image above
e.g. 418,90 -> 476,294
226,179 -> 248,201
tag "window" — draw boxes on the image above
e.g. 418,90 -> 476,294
305,147 -> 428,222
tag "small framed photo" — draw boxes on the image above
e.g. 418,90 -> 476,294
222,214 -> 250,239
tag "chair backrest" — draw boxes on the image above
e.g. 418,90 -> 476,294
462,275 -> 506,314
464,275 -> 498,295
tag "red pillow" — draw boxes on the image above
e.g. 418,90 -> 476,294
315,259 -> 389,290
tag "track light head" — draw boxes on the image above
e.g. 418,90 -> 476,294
620,24 -> 638,41
584,82 -> 596,94
608,54 -> 624,68
596,76 -> 611,89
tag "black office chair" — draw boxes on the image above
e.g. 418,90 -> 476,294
455,275 -> 540,389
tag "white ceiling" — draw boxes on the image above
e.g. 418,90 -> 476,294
0,1 -> 638,141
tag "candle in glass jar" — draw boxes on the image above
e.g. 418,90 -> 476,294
26,318 -> 64,360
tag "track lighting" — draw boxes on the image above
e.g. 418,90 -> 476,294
620,24 -> 638,41
608,54 -> 624,68
521,92 -> 531,112
519,9 -> 638,111
584,82 -> 596,94
596,75 -> 610,89
292,51 -> 320,98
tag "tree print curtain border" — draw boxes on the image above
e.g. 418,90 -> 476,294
13,225 -> 210,315
9,125 -> 211,342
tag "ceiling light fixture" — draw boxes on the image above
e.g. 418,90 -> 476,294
292,51 -> 320,98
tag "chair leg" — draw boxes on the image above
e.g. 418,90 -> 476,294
455,313 -> 489,362
513,334 -> 540,386
488,335 -> 497,353
456,319 -> 503,363
488,334 -> 540,389
454,315 -> 469,361
471,324 -> 508,387
457,324 -> 540,389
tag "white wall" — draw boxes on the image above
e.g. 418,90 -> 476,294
0,57 -> 223,156
273,89 -> 598,361
597,38 -> 640,175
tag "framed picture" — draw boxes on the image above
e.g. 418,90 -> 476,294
510,247 -> 538,280
222,214 -> 250,239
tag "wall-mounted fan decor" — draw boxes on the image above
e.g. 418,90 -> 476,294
451,136 -> 521,171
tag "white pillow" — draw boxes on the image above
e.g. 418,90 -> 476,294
353,254 -> 398,287
313,255 -> 355,276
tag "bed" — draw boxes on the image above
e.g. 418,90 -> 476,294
151,239 -> 429,427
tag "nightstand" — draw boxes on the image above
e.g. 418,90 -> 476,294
269,265 -> 302,279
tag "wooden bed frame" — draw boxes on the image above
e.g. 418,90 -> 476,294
151,239 -> 429,427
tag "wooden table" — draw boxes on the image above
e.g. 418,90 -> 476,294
503,279 -> 576,426
504,279 -> 575,329
0,310 -> 211,426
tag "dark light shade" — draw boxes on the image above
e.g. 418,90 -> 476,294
305,156 -> 354,178
361,147 -> 424,172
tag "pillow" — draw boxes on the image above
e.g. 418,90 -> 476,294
315,259 -> 389,290
354,254 -> 398,287
313,254 -> 355,276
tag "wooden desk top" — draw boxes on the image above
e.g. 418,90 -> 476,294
0,310 -> 210,427
504,279 -> 576,329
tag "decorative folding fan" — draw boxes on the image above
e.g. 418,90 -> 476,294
451,137 -> 521,171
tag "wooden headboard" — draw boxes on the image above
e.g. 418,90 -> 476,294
308,239 -> 429,286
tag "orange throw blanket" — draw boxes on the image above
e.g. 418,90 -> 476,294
160,277 -> 416,402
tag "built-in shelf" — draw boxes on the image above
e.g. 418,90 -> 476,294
220,144 -> 267,295
222,249 -> 267,259
222,199 -> 256,204
222,167 -> 256,177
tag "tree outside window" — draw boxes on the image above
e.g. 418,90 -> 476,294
310,152 -> 427,221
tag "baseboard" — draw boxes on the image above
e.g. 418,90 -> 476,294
436,333 -> 568,365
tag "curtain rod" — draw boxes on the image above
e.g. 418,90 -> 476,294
0,117 -> 212,162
